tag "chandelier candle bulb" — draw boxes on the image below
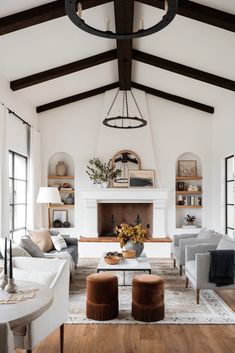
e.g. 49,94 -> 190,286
106,16 -> 110,32
139,16 -> 144,30
77,2 -> 82,18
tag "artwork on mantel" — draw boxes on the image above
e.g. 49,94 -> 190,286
129,170 -> 155,188
112,150 -> 141,188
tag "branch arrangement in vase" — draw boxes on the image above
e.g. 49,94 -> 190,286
86,157 -> 121,185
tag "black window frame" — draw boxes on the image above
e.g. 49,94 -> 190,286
225,155 -> 234,236
9,150 -> 28,237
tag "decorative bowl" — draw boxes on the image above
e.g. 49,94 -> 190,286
122,249 -> 136,259
104,255 -> 121,265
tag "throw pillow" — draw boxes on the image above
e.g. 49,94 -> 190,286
13,268 -> 55,286
217,236 -> 235,251
197,228 -> 215,239
0,239 -> 31,257
19,237 -> 45,258
28,228 -> 53,253
51,234 -> 67,251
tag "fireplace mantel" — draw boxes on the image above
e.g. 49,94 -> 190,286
78,188 -> 169,237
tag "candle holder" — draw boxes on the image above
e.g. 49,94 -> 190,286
0,274 -> 8,289
5,278 -> 18,293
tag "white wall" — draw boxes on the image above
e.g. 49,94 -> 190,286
39,90 -> 215,236
212,91 -> 235,234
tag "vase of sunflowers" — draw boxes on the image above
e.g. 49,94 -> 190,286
116,223 -> 148,257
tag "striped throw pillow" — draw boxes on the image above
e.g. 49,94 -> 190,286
51,234 -> 67,251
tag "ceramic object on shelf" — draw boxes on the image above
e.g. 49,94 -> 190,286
65,193 -> 74,205
55,161 -> 67,176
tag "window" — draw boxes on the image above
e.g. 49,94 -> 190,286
225,155 -> 234,237
9,151 -> 27,238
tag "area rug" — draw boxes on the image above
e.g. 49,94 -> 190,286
67,258 -> 235,324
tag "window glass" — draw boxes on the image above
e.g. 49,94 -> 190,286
227,205 -> 234,229
9,151 -> 27,237
225,155 -> 234,237
227,181 -> 234,205
227,157 -> 234,181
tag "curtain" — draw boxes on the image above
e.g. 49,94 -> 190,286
27,127 -> 43,229
0,106 -> 10,238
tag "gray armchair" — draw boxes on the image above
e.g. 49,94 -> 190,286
185,242 -> 235,304
172,230 -> 222,276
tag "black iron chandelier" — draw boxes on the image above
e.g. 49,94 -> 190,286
65,0 -> 178,40
103,89 -> 147,129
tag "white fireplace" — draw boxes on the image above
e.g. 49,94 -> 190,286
78,188 -> 169,237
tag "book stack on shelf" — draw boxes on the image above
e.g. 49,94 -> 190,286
182,195 -> 202,206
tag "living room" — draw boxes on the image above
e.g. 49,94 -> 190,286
0,1 -> 235,353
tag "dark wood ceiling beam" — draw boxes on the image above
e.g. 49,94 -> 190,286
0,0 -> 112,35
114,0 -> 134,90
132,82 -> 214,114
133,50 -> 235,92
10,50 -> 117,91
36,82 -> 119,113
136,0 -> 235,32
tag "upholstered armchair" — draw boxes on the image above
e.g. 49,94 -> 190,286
185,241 -> 235,304
12,257 -> 70,353
172,230 -> 222,276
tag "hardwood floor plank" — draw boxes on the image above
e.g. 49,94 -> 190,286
15,324 -> 235,353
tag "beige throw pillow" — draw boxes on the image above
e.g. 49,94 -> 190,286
28,228 -> 53,253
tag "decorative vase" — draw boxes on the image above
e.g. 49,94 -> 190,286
102,181 -> 109,188
55,161 -> 67,176
125,240 -> 144,257
65,193 -> 74,205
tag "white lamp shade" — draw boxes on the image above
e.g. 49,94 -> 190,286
36,187 -> 62,204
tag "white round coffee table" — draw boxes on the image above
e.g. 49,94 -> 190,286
0,280 -> 53,327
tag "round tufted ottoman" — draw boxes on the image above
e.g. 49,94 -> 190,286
132,274 -> 164,322
86,273 -> 118,321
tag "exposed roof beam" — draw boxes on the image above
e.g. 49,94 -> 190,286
132,82 -> 214,114
36,82 -> 119,113
133,50 -> 235,92
114,0 -> 134,90
137,0 -> 235,32
10,50 -> 117,91
0,0 -> 112,35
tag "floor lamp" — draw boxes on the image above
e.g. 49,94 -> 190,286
36,187 -> 62,228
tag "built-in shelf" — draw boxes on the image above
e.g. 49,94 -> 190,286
48,175 -> 74,179
176,191 -> 202,195
49,204 -> 74,209
59,189 -> 74,193
176,205 -> 203,209
176,176 -> 202,181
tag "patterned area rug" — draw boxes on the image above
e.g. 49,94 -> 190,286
67,258 -> 235,324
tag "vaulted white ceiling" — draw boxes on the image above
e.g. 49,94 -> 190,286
0,0 -> 234,111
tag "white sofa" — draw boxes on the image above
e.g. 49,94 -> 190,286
12,257 -> 70,353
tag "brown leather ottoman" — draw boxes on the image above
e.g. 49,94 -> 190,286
132,274 -> 164,322
86,273 -> 118,321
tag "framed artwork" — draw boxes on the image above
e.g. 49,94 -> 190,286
129,170 -> 155,188
112,150 -> 141,188
52,210 -> 68,223
178,160 -> 197,177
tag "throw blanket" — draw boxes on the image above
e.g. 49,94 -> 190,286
209,250 -> 235,287
45,251 -> 75,281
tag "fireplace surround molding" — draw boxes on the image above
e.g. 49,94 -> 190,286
78,188 -> 169,238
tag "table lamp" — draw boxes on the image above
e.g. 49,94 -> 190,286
36,187 -> 62,228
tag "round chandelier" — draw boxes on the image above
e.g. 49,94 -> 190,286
65,0 -> 178,40
103,89 -> 147,129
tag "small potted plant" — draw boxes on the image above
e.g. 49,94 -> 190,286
183,214 -> 197,228
115,223 -> 148,257
86,157 -> 121,187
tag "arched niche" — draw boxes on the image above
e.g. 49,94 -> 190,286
176,152 -> 202,178
175,152 -> 203,229
48,152 -> 74,176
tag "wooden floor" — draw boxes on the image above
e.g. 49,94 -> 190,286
15,289 -> 235,353
16,323 -> 235,353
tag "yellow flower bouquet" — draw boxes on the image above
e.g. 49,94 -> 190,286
116,223 -> 148,248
